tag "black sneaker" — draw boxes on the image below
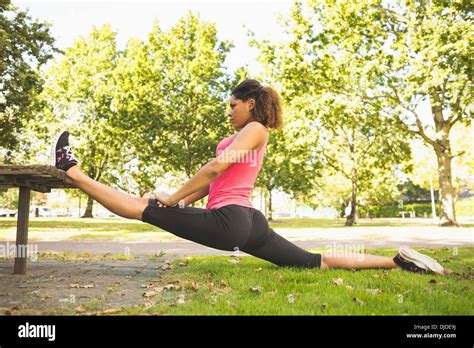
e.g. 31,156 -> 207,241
393,247 -> 444,275
50,130 -> 78,171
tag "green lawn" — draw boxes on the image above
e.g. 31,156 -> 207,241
119,247 -> 473,315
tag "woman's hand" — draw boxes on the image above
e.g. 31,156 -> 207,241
153,191 -> 176,208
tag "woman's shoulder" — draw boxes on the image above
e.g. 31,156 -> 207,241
244,121 -> 268,132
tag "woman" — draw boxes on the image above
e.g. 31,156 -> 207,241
52,79 -> 444,274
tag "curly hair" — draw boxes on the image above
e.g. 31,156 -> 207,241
231,79 -> 283,129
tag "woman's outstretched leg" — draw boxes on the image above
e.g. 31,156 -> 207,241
320,252 -> 399,270
52,131 -> 148,220
244,209 -> 444,274
65,166 -> 148,220
321,247 -> 445,274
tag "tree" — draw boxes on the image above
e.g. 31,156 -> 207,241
408,122 -> 474,201
254,107 -> 321,220
381,0 -> 473,226
112,12 -> 235,193
40,25 -> 123,217
255,0 -> 472,226
0,1 -> 57,162
251,0 -> 410,225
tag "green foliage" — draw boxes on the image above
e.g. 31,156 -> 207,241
0,188 -> 17,209
359,198 -> 474,218
456,198 -> 474,217
251,0 -> 412,221
40,25 -> 124,189
0,3 -> 57,161
111,12 -> 234,187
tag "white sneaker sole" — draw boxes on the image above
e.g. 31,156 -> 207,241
399,247 -> 445,275
49,130 -> 67,167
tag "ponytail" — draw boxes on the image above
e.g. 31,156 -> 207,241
231,79 -> 283,129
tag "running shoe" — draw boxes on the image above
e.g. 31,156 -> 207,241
393,247 -> 444,275
50,130 -> 78,171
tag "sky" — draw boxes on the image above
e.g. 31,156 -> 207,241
15,0 -> 294,76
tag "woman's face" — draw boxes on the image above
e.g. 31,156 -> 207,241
227,96 -> 255,130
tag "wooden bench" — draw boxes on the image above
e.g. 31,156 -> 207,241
0,165 -> 74,274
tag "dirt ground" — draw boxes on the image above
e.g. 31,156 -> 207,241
0,255 -> 168,315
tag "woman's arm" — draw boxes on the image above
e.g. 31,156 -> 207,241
163,122 -> 267,207
182,185 -> 209,206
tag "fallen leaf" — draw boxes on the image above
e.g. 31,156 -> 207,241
249,286 -> 263,294
75,305 -> 86,313
228,258 -> 240,264
176,294 -> 186,305
366,288 -> 381,295
179,262 -> 188,267
333,278 -> 344,286
69,284 -> 94,289
164,284 -> 181,291
345,285 -> 353,290
287,294 -> 295,304
208,282 -> 214,292
143,290 -> 157,298
186,281 -> 199,291
442,268 -> 453,275
353,297 -> 364,306
161,264 -> 172,271
0,307 -> 17,315
372,274 -> 380,279
256,268 -> 263,272
100,308 -> 121,314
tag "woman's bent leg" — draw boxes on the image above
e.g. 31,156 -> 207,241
65,166 -> 148,220
141,202 -> 250,251
241,210 -> 322,268
242,209 -> 400,270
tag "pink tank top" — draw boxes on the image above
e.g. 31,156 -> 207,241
206,128 -> 269,210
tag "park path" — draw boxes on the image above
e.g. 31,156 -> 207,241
1,226 -> 472,258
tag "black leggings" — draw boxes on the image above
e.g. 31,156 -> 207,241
141,199 -> 321,268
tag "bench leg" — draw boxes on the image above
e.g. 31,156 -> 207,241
14,186 -> 31,275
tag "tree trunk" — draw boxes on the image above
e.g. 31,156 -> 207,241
267,189 -> 273,221
429,92 -> 458,227
345,169 -> 357,226
82,195 -> 94,218
436,149 -> 458,226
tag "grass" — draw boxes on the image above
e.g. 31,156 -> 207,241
116,247 -> 474,315
37,251 -> 137,261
